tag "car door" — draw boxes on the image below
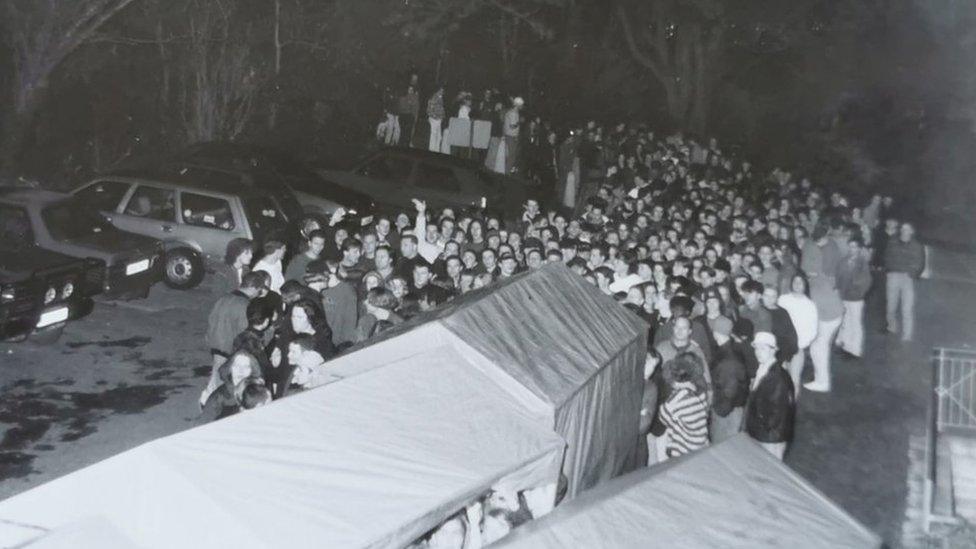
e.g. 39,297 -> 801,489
175,190 -> 249,258
111,184 -> 179,241
412,160 -> 477,209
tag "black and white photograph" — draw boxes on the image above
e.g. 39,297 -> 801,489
0,0 -> 975,547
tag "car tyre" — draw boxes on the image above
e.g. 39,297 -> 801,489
163,248 -> 204,290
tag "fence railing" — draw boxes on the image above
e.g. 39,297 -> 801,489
925,347 -> 976,532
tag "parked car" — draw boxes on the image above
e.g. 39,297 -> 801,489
174,142 -> 376,222
317,147 -> 547,216
0,189 -> 163,300
0,196 -> 96,342
71,173 -> 295,290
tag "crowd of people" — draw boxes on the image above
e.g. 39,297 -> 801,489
202,114 -> 926,545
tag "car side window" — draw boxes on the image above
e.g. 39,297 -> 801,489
415,162 -> 461,193
75,180 -> 131,211
0,205 -> 34,249
123,186 -> 176,222
180,192 -> 236,231
357,155 -> 413,182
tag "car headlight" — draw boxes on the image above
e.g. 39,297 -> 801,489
44,287 -> 57,304
0,286 -> 14,302
62,282 -> 74,299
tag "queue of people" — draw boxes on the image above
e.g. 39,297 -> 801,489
200,124 -> 924,544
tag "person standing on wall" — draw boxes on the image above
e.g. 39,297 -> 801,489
426,85 -> 445,153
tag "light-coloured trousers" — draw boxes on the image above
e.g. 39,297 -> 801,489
809,317 -> 842,390
838,300 -> 865,357
886,272 -> 915,340
788,350 -> 806,397
428,117 -> 442,152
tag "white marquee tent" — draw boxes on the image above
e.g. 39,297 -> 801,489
325,263 -> 649,499
0,346 -> 566,549
494,434 -> 882,549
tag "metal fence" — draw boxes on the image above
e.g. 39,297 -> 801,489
925,347 -> 976,532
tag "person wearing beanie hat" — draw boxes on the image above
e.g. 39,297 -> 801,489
744,330 -> 796,460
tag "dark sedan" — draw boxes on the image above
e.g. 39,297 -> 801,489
317,147 -> 547,216
0,189 -> 162,299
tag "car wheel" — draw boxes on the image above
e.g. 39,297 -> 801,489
163,248 -> 204,290
30,324 -> 65,345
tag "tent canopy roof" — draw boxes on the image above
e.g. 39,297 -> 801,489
345,264 -> 647,406
0,346 -> 566,549
495,435 -> 882,549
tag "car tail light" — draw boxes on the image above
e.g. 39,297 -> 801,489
44,287 -> 57,304
0,285 -> 14,302
62,282 -> 74,299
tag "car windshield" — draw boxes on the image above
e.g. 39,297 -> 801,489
43,200 -> 112,241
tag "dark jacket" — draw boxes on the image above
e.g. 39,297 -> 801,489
884,238 -> 925,277
232,328 -> 274,384
744,365 -> 796,443
211,263 -> 249,296
836,252 -> 873,301
767,307 -> 798,363
205,291 -> 250,355
710,342 -> 750,417
322,282 -> 359,346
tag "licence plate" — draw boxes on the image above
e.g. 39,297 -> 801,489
126,259 -> 150,276
37,307 -> 69,328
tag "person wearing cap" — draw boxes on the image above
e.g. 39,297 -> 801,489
497,253 -> 519,279
710,318 -> 754,443
744,331 -> 796,460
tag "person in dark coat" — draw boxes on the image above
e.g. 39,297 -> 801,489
271,298 -> 336,399
201,272 -> 266,407
212,238 -> 253,296
744,332 -> 796,460
761,285 -> 798,364
710,319 -> 753,443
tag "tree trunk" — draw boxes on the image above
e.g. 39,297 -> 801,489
1,74 -> 46,174
269,0 -> 282,130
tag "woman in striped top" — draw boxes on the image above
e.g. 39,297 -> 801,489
660,351 -> 711,459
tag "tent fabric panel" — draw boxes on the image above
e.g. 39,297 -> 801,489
0,347 -> 566,549
322,322 -> 456,381
20,517 -> 144,549
443,264 -> 648,407
142,346 -> 567,549
0,443 -> 260,548
495,435 -> 881,549
554,336 -> 645,498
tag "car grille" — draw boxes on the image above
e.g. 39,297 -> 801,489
85,261 -> 107,295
